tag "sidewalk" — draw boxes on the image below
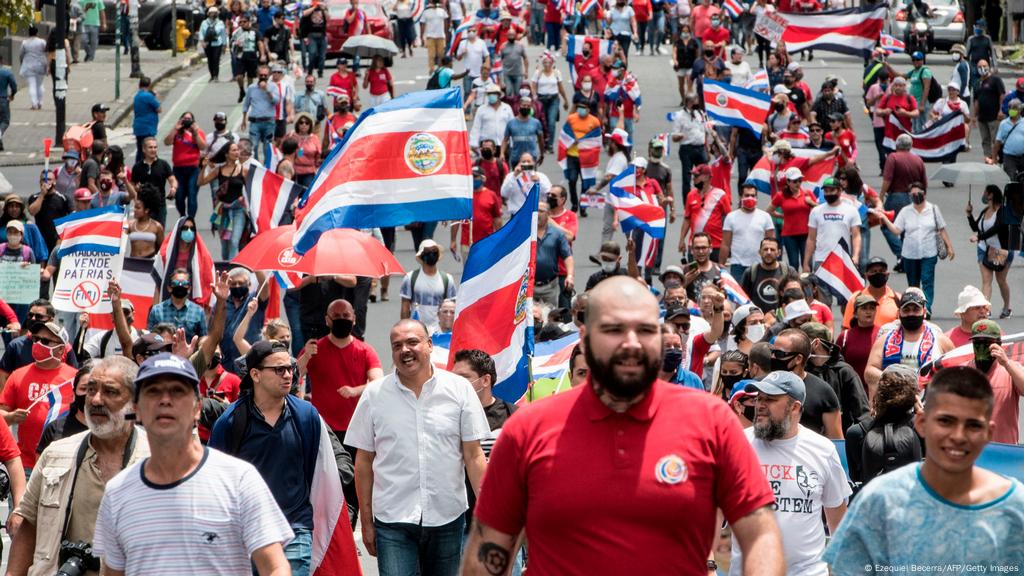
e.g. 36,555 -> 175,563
0,46 -> 200,167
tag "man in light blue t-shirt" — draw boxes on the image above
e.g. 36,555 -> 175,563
503,96 -> 544,168
823,366 -> 1024,575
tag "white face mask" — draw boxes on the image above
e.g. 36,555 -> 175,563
952,53 -> 962,62
600,260 -> 618,273
746,323 -> 766,343
65,159 -> 78,169
581,81 -> 593,90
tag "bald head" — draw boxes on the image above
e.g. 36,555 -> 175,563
390,318 -> 430,343
327,299 -> 354,318
586,276 -> 660,330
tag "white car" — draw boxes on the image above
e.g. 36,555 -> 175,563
888,0 -> 966,52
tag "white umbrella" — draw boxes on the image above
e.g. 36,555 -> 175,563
341,35 -> 400,59
931,162 -> 1010,202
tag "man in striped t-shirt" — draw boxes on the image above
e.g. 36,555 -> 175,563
92,353 -> 293,576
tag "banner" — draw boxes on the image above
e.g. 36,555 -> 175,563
754,11 -> 786,43
0,263 -> 42,305
52,251 -> 123,314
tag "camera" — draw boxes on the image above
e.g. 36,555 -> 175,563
56,540 -> 100,576
181,118 -> 194,130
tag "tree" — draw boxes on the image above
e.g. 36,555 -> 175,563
0,0 -> 34,33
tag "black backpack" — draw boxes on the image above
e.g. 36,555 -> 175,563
426,69 -> 444,90
204,21 -> 220,44
860,416 -> 923,483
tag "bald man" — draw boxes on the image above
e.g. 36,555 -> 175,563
464,277 -> 784,576
298,298 -> 383,525
344,319 -> 489,574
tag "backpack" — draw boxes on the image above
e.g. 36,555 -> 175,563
426,69 -> 443,90
0,243 -> 31,262
911,67 -> 942,104
204,21 -> 220,44
410,268 -> 450,298
859,416 -> 923,483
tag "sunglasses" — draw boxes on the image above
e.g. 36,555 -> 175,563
181,227 -> 196,232
33,337 -> 63,346
673,322 -> 691,332
170,280 -> 190,288
771,349 -> 797,360
27,313 -> 49,323
259,363 -> 297,377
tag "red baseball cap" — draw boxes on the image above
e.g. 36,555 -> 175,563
691,164 -> 711,176
74,187 -> 93,201
1017,77 -> 1024,90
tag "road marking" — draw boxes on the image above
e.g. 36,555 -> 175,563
158,76 -> 210,133
394,80 -> 416,85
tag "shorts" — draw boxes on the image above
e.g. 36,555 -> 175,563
977,246 -> 1015,265
676,67 -> 690,78
275,118 -> 288,139
231,54 -> 243,77
241,54 -> 259,79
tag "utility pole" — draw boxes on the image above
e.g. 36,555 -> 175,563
115,4 -> 121,100
54,0 -> 68,143
171,0 -> 177,57
129,0 -> 142,78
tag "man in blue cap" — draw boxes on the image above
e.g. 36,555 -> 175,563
734,370 -> 851,576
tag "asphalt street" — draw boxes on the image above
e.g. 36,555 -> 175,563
0,39 -> 1023,572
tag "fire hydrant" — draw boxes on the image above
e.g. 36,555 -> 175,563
176,20 -> 190,53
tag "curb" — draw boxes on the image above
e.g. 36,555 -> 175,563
0,51 -> 203,168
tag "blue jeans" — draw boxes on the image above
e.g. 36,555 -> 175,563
83,25 -> 99,61
249,121 -> 276,163
375,513 -> 465,576
678,144 -> 708,195
730,263 -> 748,282
539,95 -> 560,150
646,12 -> 663,52
505,74 -> 523,97
220,204 -> 247,260
283,291 -> 304,356
609,115 -> 634,143
882,192 -> 911,260
781,234 -> 807,269
173,165 -> 200,219
564,155 -> 582,209
285,529 -> 312,576
859,226 -> 871,272
903,255 -> 937,313
305,34 -> 327,76
545,22 -> 562,50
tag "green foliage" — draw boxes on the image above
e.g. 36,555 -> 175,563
0,0 -> 36,33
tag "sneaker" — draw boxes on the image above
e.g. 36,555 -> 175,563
1000,309 -> 1013,319
894,261 -> 904,273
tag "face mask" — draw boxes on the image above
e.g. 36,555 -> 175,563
975,27 -> 983,35
650,149 -> 663,160
879,82 -> 888,90
772,153 -> 783,163
741,197 -> 757,211
746,323 -> 766,343
338,105 -> 350,114
721,373 -> 744,392
32,341 -> 59,363
1012,109 -> 1020,119
899,315 -> 925,331
214,121 -> 227,131
72,393 -> 87,412
743,404 -> 757,421
582,51 -> 591,59
100,180 -> 113,192
7,233 -> 22,245
547,194 -> 560,207
681,33 -> 691,40
581,81 -> 593,90
720,76 -> 732,85
487,94 -> 499,104
662,348 -> 683,373
331,317 -> 354,339
210,353 -> 222,369
911,192 -> 925,205
575,310 -> 585,324
480,147 -> 496,161
170,285 -> 190,299
770,354 -> 796,373
974,342 -> 995,373
867,273 -> 888,288
982,195 -> 990,205
519,108 -> 531,116
600,260 -> 618,273
978,67 -> 990,76
230,286 -> 249,300
473,178 -> 484,189
65,159 -> 78,169
721,319 -> 732,335
421,251 -> 440,266
577,107 -> 589,117
710,19 -> 720,27
824,193 -> 840,204
181,229 -> 196,243
952,53 -> 962,62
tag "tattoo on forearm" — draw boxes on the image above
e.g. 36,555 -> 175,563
478,542 -> 510,576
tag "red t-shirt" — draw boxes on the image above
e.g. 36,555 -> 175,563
200,366 -> 242,403
479,159 -> 509,196
683,187 -> 731,248
837,324 -> 880,391
811,300 -> 833,326
367,68 -> 392,96
550,208 -> 579,276
304,336 -> 382,431
703,26 -> 731,60
771,189 -> 814,237
542,0 -> 562,24
825,128 -> 857,167
462,186 -> 504,245
0,423 -> 19,463
633,0 -> 651,22
0,363 -> 78,469
171,129 -> 206,167
475,380 -> 775,575
329,71 -> 358,100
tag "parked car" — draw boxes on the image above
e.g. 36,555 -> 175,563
98,0 -> 203,50
888,0 -> 965,52
325,0 -> 392,56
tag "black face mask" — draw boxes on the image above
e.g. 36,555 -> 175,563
421,251 -> 440,266
770,353 -> 797,373
824,194 -> 840,204
210,353 -> 222,369
743,404 -> 757,422
331,318 -> 354,339
72,393 -> 87,412
911,192 -> 925,205
230,286 -> 249,300
662,348 -> 683,374
575,310 -> 585,324
899,315 -> 925,331
338,105 -> 350,114
867,273 -> 888,288
547,194 -> 560,207
170,285 -> 190,299
721,319 -> 732,336
519,108 -> 531,116
481,148 -> 495,160
214,121 -> 227,131
721,373 -> 743,392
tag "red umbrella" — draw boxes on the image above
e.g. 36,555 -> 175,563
232,225 -> 404,277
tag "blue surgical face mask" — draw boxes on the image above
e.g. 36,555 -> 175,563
473,178 -> 484,189
181,229 -> 196,243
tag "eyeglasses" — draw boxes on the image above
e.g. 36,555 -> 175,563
809,128 -> 823,133
170,280 -> 190,288
259,364 -> 296,377
27,313 -> 49,323
771,349 -> 797,360
673,322 -> 691,332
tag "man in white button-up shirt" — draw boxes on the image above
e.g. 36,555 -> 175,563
469,84 -> 515,150
345,319 -> 489,576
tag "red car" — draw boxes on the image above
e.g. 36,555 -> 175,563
325,0 -> 393,56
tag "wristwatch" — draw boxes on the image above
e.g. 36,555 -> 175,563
707,559 -> 719,572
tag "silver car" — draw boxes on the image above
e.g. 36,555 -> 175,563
888,0 -> 966,51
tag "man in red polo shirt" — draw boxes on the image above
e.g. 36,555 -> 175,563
451,166 -> 504,259
464,276 -> 783,576
679,164 -> 731,260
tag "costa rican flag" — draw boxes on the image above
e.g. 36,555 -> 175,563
719,268 -> 751,306
308,415 -> 364,575
411,0 -> 425,21
556,123 -> 602,190
579,0 -> 599,15
447,184 -> 538,402
703,79 -> 771,138
607,166 -> 666,239
54,204 -> 127,257
41,379 -> 74,429
448,17 -> 476,57
81,257 -> 157,336
622,73 -> 642,106
245,163 -> 295,235
723,0 -> 743,20
265,143 -> 283,172
776,4 -> 887,58
882,111 -> 967,161
531,333 -> 579,380
651,132 -> 671,157
879,33 -> 905,53
565,35 -> 614,82
746,149 -> 837,196
813,239 -> 865,301
325,85 -> 350,100
294,88 -> 473,255
745,68 -> 770,92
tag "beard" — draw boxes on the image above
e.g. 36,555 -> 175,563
86,402 -> 133,439
753,412 -> 791,441
583,335 -> 660,401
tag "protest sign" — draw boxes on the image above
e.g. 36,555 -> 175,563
0,262 -> 42,304
753,11 -> 786,44
52,251 -> 123,313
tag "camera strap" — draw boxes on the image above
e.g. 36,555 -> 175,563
58,428 -> 138,544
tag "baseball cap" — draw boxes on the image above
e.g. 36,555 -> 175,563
729,379 -> 759,404
62,150 -> 80,160
665,305 -> 691,320
74,187 -> 94,202
91,103 -> 110,114
782,300 -> 812,323
214,111 -> 227,120
784,167 -> 803,181
471,165 -> 484,178
660,265 -> 685,286
121,299 -> 135,312
590,240 -> 621,264
866,256 -> 889,270
4,194 -> 24,206
239,339 -> 291,391
799,321 -> 832,343
606,128 -> 631,148
5,220 -> 23,233
632,157 -> 648,170
732,304 -> 761,328
786,62 -> 800,73
899,288 -> 927,310
828,112 -> 845,123
649,136 -> 665,148
131,333 -> 173,359
271,64 -> 285,74
691,164 -> 712,176
30,320 -> 65,343
854,294 -> 878,309
416,239 -> 440,257
954,285 -> 990,315
971,319 -> 1002,341
134,352 -> 200,401
1017,77 -> 1024,90
822,176 -> 837,189
773,84 -> 790,95
745,370 -> 806,403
